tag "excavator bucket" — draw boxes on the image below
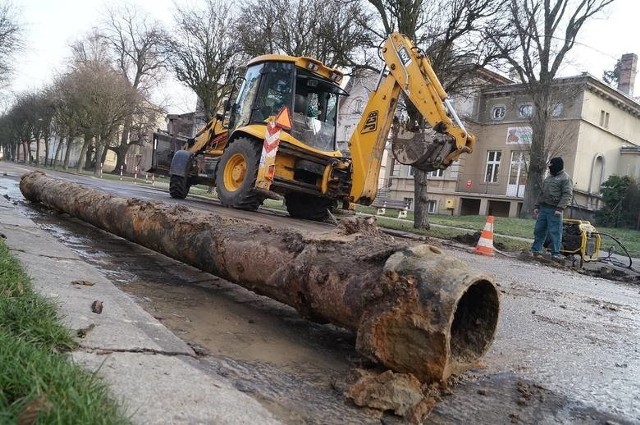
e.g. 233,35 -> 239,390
146,132 -> 187,175
390,126 -> 457,172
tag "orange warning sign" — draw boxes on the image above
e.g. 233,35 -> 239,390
274,106 -> 292,130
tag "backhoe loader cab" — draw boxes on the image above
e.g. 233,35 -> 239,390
229,56 -> 346,153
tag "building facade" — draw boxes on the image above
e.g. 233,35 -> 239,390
376,55 -> 640,218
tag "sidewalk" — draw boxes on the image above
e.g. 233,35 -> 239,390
0,193 -> 281,424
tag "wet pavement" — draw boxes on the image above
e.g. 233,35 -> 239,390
2,164 -> 639,424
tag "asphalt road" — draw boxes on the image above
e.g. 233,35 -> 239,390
2,162 -> 639,424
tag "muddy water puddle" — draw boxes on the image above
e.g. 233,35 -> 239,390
21,203 -> 380,424
22,205 -> 635,425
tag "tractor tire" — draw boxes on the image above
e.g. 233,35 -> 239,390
169,175 -> 190,199
285,192 -> 336,221
215,137 -> 265,210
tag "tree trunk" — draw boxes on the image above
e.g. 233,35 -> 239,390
521,87 -> 552,217
113,119 -> 131,173
100,145 -> 110,170
43,133 -> 51,167
76,136 -> 92,172
63,139 -> 72,171
19,171 -> 500,384
413,168 -> 431,229
21,141 -> 28,163
94,143 -> 104,177
35,137 -> 41,166
53,137 -> 64,170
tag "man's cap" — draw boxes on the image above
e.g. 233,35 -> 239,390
549,157 -> 563,168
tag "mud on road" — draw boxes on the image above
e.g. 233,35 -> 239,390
19,206 -> 636,424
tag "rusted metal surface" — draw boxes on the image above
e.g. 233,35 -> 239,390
20,171 -> 499,382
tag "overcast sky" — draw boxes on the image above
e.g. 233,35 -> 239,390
6,0 -> 640,114
8,0 -> 197,114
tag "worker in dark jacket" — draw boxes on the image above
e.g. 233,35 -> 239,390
531,157 -> 573,258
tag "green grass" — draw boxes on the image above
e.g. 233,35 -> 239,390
353,206 -> 640,256
0,240 -> 131,424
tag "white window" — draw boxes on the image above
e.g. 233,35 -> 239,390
390,160 -> 400,176
343,124 -> 352,141
518,103 -> 533,118
600,110 -> 610,128
428,169 -> 444,178
491,105 -> 506,121
485,151 -> 501,183
427,200 -> 438,213
352,97 -> 364,114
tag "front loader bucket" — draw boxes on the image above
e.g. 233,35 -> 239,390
146,132 -> 187,175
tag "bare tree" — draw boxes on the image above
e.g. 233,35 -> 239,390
365,0 -> 510,229
603,57 -> 621,87
0,0 -> 22,88
68,30 -> 149,174
236,0 -> 372,69
49,74 -> 84,170
487,0 -> 614,217
164,0 -> 243,121
69,29 -> 112,68
102,5 -> 168,173
31,90 -> 56,166
4,92 -> 38,162
2,90 -> 55,165
54,59 -> 140,174
0,112 -> 16,160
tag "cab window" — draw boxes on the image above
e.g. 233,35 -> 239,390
251,62 -> 294,122
232,64 -> 263,130
291,70 -> 342,152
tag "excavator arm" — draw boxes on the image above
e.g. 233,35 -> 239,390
348,32 -> 475,204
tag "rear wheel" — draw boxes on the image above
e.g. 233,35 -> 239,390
215,138 -> 265,210
169,175 -> 190,199
285,193 -> 336,221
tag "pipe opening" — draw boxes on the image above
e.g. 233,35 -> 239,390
450,279 -> 499,363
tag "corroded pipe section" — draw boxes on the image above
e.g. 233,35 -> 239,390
20,171 -> 499,382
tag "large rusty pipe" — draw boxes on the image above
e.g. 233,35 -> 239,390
20,171 -> 499,382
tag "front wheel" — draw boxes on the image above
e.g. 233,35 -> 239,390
169,175 -> 190,199
215,137 -> 265,210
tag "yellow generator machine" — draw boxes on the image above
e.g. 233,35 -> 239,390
561,219 -> 601,264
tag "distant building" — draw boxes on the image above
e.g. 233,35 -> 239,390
373,53 -> 640,219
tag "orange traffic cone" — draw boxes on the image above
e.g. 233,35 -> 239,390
474,215 -> 495,256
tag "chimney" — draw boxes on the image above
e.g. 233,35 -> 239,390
618,53 -> 638,96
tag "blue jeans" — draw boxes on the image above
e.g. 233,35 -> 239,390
532,205 -> 563,255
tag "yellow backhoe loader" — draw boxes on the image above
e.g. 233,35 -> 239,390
148,32 -> 475,221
